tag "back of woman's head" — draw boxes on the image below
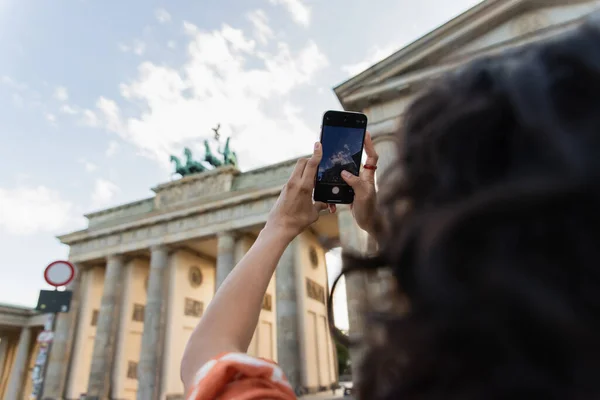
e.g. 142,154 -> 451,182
354,18 -> 600,400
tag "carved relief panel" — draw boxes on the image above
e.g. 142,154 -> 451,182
154,167 -> 239,209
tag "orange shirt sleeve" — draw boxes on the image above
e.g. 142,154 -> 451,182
185,352 -> 297,400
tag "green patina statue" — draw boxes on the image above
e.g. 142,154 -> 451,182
169,124 -> 238,177
170,155 -> 189,176
184,147 -> 208,174
219,137 -> 238,167
203,139 -> 223,168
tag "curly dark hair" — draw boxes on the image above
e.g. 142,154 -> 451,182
329,17 -> 600,400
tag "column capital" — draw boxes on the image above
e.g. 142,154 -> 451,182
371,131 -> 397,144
215,231 -> 238,290
368,116 -> 402,141
150,244 -> 169,253
217,230 -> 238,239
106,254 -> 125,263
217,231 -> 237,250
68,261 -> 89,271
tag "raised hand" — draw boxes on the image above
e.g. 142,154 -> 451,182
265,142 -> 328,241
337,131 -> 379,236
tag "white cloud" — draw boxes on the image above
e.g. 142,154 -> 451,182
91,179 -> 119,209
155,8 -> 171,24
167,40 -> 177,49
91,21 -> 328,169
247,9 -> 273,45
220,24 -> 256,53
183,21 -> 197,35
0,186 -> 76,235
96,97 -> 123,132
269,0 -> 311,27
342,44 -> 398,76
45,113 -> 56,123
79,158 -> 98,172
118,42 -> 130,53
82,109 -> 99,127
54,86 -> 69,101
106,140 -> 119,157
60,104 -> 78,115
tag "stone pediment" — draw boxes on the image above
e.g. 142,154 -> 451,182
335,0 -> 599,110
439,0 -> 600,65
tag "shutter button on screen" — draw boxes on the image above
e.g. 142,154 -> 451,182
332,186 -> 340,195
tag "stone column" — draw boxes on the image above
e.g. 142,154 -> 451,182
137,246 -> 169,400
233,236 -> 249,264
275,239 -> 302,394
42,266 -> 83,400
370,132 -> 400,304
337,206 -> 370,383
215,232 -> 236,290
371,132 -> 398,182
86,255 -> 125,400
5,327 -> 32,400
0,336 -> 8,388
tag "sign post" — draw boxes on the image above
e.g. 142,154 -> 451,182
31,261 -> 77,400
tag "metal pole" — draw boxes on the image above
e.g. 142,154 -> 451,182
32,288 -> 58,400
36,312 -> 57,400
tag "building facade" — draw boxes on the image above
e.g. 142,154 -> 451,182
0,304 -> 45,400
44,162 -> 343,400
2,0 -> 599,399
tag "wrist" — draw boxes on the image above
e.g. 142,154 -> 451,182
260,222 -> 298,244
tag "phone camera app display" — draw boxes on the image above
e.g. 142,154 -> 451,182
317,125 -> 364,184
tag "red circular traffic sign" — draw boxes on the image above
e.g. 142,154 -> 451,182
44,261 -> 76,287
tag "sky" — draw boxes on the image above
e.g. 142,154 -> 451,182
0,0 -> 483,328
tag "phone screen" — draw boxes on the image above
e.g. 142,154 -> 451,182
317,125 -> 364,184
314,111 -> 367,204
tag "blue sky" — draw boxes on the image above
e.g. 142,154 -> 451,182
0,0 -> 482,311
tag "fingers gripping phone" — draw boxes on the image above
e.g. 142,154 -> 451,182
313,110 -> 368,204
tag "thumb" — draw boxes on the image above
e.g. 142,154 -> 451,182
314,202 -> 328,213
341,170 -> 361,187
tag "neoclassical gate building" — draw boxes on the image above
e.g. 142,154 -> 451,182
44,161 -> 349,400
2,0 -> 598,399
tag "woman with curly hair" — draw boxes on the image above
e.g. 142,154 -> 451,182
180,16 -> 600,400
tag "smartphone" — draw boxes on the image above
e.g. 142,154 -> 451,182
313,110 -> 368,204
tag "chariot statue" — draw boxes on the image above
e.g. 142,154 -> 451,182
169,124 -> 238,178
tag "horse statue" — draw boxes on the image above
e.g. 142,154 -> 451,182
204,139 -> 223,168
170,155 -> 189,177
219,137 -> 238,167
183,147 -> 208,174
